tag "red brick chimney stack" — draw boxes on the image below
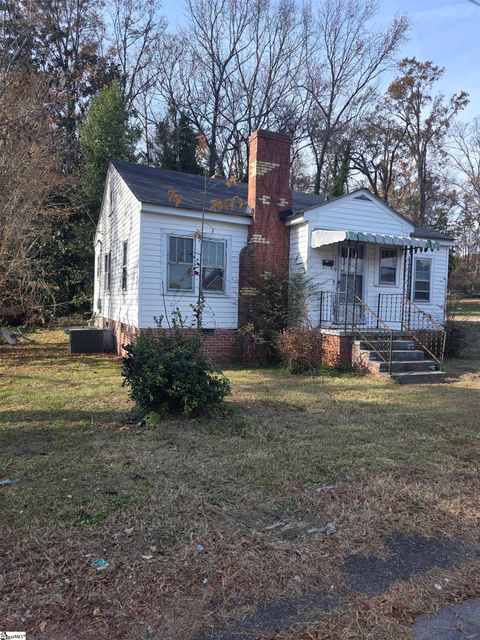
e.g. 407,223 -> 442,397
239,130 -> 292,325
245,130 -> 291,276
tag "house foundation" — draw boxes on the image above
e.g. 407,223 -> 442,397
94,316 -> 239,365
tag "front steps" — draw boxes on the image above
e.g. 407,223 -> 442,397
353,337 -> 447,384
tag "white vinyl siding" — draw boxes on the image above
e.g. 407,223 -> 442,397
138,210 -> 248,329
93,167 -> 141,327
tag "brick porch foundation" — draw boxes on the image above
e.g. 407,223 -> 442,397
95,317 -> 354,368
319,333 -> 353,367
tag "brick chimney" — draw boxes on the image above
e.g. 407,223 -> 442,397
239,130 -> 292,324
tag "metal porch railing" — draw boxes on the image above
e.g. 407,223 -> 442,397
319,290 -> 447,369
378,293 -> 446,367
351,295 -> 394,373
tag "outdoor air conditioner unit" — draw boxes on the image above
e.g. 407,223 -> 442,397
69,327 -> 111,354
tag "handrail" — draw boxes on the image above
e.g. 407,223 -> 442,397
402,296 -> 446,366
352,295 -> 394,373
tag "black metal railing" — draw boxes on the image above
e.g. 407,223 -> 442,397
378,293 -> 446,366
319,291 -> 365,327
377,293 -> 404,324
351,295 -> 394,373
319,291 -> 337,326
402,297 -> 447,366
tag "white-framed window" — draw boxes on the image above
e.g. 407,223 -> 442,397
104,252 -> 112,292
413,257 -> 432,302
121,241 -> 128,291
168,236 -> 194,290
96,253 -> 101,285
379,248 -> 398,285
202,239 -> 226,293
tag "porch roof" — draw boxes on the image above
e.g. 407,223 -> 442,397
310,229 -> 440,251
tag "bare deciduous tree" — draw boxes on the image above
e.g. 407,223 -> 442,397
388,58 -> 469,226
304,0 -> 409,193
0,74 -> 69,321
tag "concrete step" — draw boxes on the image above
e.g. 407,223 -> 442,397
368,349 -> 425,362
391,370 -> 448,384
374,359 -> 439,373
357,339 -> 416,351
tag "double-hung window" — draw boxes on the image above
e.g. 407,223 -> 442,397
168,236 -> 194,290
121,241 -> 128,291
413,258 -> 431,302
379,249 -> 397,285
104,252 -> 111,292
202,240 -> 226,293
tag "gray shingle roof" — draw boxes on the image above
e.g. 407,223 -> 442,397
111,161 -> 452,243
111,160 -> 326,216
413,226 -> 454,242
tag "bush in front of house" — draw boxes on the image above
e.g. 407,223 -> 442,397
122,322 -> 230,417
275,325 -> 322,373
444,321 -> 467,358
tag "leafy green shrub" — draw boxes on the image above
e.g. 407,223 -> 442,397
275,326 -> 322,373
239,269 -> 318,362
444,321 -> 467,358
122,316 -> 230,416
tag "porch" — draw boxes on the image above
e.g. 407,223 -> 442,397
310,231 -> 448,373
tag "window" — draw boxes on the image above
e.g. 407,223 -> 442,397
413,258 -> 431,302
379,248 -> 397,284
109,182 -> 114,216
104,252 -> 111,292
202,240 -> 226,292
97,253 -> 101,284
168,236 -> 194,290
340,244 -> 364,260
121,241 -> 128,291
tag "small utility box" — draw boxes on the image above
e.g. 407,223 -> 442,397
69,327 -> 111,354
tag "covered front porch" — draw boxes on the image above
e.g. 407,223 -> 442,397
310,230 -> 447,368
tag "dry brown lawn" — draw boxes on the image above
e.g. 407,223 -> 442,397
1,327 -> 480,639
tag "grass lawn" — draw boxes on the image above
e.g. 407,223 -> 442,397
1,328 -> 480,639
456,298 -> 480,321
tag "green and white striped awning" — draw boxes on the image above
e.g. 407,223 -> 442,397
310,229 -> 440,251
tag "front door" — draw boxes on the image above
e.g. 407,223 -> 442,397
336,243 -> 365,324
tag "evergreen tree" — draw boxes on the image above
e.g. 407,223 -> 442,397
80,80 -> 140,215
152,105 -> 202,174
45,81 -> 140,314
331,140 -> 351,197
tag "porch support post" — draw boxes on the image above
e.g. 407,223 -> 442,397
401,246 -> 407,331
407,246 -> 414,330
352,241 -> 359,331
344,240 -> 351,331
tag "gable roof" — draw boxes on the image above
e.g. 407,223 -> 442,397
111,160 -> 326,217
111,161 -> 453,243
291,187 -> 453,243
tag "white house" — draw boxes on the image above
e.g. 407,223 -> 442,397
93,130 -> 453,381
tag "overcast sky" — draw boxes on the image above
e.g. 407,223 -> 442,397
160,0 -> 480,121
